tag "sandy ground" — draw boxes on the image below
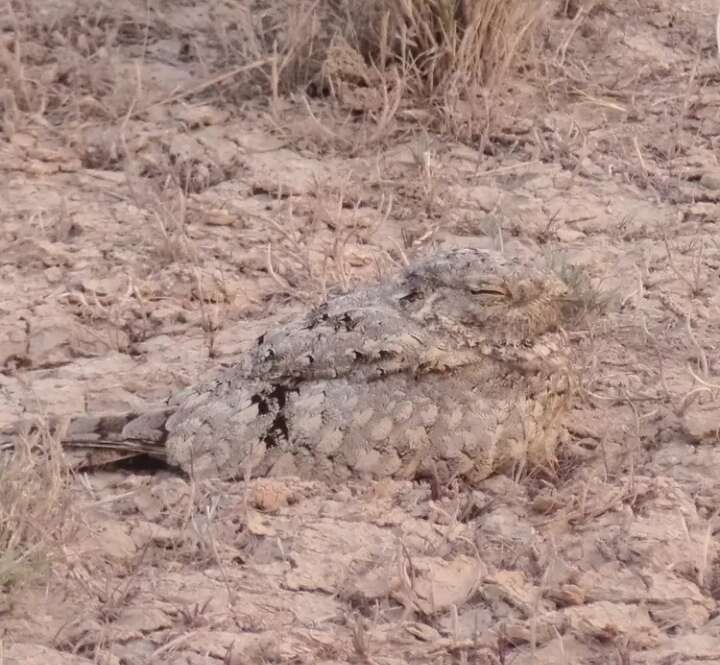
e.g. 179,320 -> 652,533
3,1 -> 720,663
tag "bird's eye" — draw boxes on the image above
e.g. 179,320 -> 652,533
468,287 -> 508,297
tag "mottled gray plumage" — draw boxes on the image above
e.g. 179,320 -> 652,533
3,248 -> 580,485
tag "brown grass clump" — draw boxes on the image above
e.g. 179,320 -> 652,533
260,0 -> 547,146
384,0 -> 544,95
0,423 -> 72,590
271,0 -> 546,104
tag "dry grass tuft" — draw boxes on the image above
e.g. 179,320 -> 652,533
385,0 -> 544,96
272,0 -> 547,144
268,0 -> 545,93
555,261 -> 607,327
0,422 -> 73,590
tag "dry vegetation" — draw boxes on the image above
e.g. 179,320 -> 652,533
3,0 -> 720,663
0,423 -> 72,589
1,0 -> 544,136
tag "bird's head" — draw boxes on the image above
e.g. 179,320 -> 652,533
395,248 -> 582,347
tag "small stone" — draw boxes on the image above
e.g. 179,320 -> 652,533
700,169 -> 720,190
467,185 -> 501,212
556,226 -> 586,242
683,402 -> 720,442
44,266 -> 63,283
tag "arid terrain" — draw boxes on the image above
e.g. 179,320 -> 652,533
3,1 -> 720,663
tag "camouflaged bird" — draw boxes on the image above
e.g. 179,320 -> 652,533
4,248 -> 582,485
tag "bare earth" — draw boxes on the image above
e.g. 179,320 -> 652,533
3,1 -> 720,663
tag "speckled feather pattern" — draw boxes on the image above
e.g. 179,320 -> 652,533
161,248 -> 575,484
2,248 -> 577,485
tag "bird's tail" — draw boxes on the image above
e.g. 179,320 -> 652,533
1,406 -> 177,460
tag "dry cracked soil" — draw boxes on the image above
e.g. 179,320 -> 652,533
3,1 -> 720,663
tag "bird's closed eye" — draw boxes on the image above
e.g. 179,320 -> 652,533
468,287 -> 509,297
